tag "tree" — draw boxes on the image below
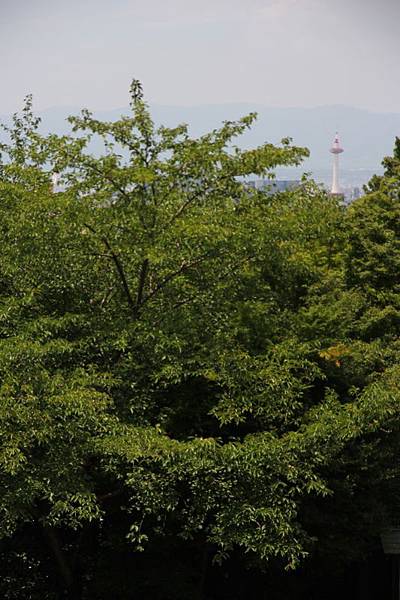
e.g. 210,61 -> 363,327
1,83 -> 400,598
294,138 -> 400,581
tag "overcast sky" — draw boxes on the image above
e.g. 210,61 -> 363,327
1,0 -> 399,114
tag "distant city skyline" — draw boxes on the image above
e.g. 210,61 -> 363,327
1,0 -> 399,114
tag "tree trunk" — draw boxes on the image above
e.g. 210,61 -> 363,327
42,525 -> 81,599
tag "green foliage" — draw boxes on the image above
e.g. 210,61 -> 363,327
1,83 -> 400,598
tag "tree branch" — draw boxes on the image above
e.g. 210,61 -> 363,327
97,487 -> 125,502
136,258 -> 149,312
140,250 -> 222,309
167,173 -> 235,227
167,187 -> 204,227
84,160 -> 132,203
84,223 -> 136,314
152,253 -> 256,326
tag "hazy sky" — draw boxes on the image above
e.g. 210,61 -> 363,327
1,0 -> 399,114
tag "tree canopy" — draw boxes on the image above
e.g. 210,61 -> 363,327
1,83 -> 400,599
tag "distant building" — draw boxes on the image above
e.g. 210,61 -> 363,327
245,179 -> 300,194
336,185 -> 362,205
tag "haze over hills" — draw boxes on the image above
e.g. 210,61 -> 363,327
2,103 -> 400,186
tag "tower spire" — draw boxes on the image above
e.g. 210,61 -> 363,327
329,132 -> 344,196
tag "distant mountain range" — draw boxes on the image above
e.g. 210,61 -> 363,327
2,103 -> 400,186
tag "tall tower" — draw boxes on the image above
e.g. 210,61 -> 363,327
330,133 -> 344,196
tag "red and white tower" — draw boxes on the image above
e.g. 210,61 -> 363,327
329,133 -> 344,195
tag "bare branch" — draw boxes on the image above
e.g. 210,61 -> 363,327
136,258 -> 149,311
83,223 -> 136,314
140,249 -> 223,309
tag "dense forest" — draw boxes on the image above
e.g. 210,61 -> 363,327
1,81 -> 400,599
